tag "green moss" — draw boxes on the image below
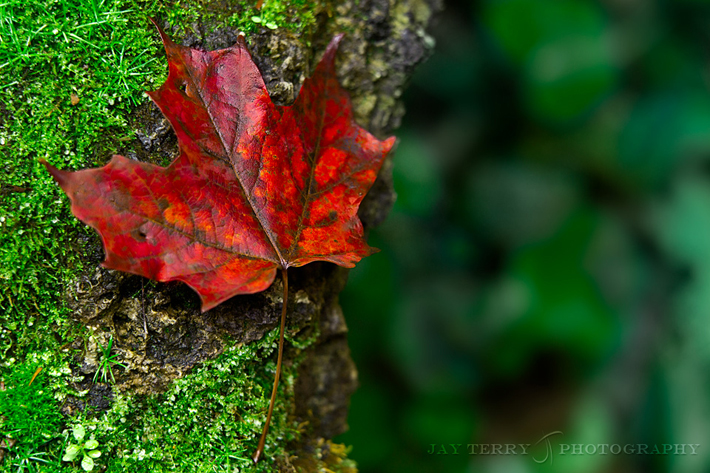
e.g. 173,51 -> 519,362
0,328 -> 314,472
0,365 -> 63,447
0,0 -> 339,471
91,328 -> 302,473
237,0 -> 320,35
0,0 -> 170,362
162,0 -> 321,40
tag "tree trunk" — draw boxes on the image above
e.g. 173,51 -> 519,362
62,0 -> 439,469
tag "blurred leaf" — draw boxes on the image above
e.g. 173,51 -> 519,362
81,455 -> 94,471
390,276 -> 481,394
84,439 -> 98,450
72,424 -> 85,442
619,91 -> 710,187
543,396 -> 613,473
466,161 -> 579,249
485,208 -> 620,375
63,445 -> 80,462
483,0 -> 617,123
483,0 -> 606,64
651,174 -> 710,358
523,36 -> 617,124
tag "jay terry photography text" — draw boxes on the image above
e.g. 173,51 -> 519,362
428,432 -> 700,464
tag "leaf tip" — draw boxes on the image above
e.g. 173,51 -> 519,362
332,32 -> 345,45
319,34 -> 345,71
234,33 -> 250,52
384,136 -> 397,153
40,159 -> 70,188
199,299 -> 217,314
148,17 -> 176,50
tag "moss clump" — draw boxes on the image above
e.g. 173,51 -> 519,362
165,0 -> 322,38
87,328 -> 303,473
0,327 -> 320,472
0,365 -> 64,463
0,0 -> 171,364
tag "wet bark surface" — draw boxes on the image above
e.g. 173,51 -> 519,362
63,0 -> 439,465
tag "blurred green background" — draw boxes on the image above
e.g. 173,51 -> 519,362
337,0 -> 710,472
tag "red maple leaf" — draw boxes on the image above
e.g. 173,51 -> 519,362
42,24 -> 395,312
42,23 -> 394,462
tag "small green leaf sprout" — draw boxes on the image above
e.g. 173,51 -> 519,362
62,425 -> 101,472
93,335 -> 126,384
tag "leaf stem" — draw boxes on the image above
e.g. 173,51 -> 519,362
253,268 -> 288,463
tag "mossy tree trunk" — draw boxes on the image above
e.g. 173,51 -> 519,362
55,0 -> 438,470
